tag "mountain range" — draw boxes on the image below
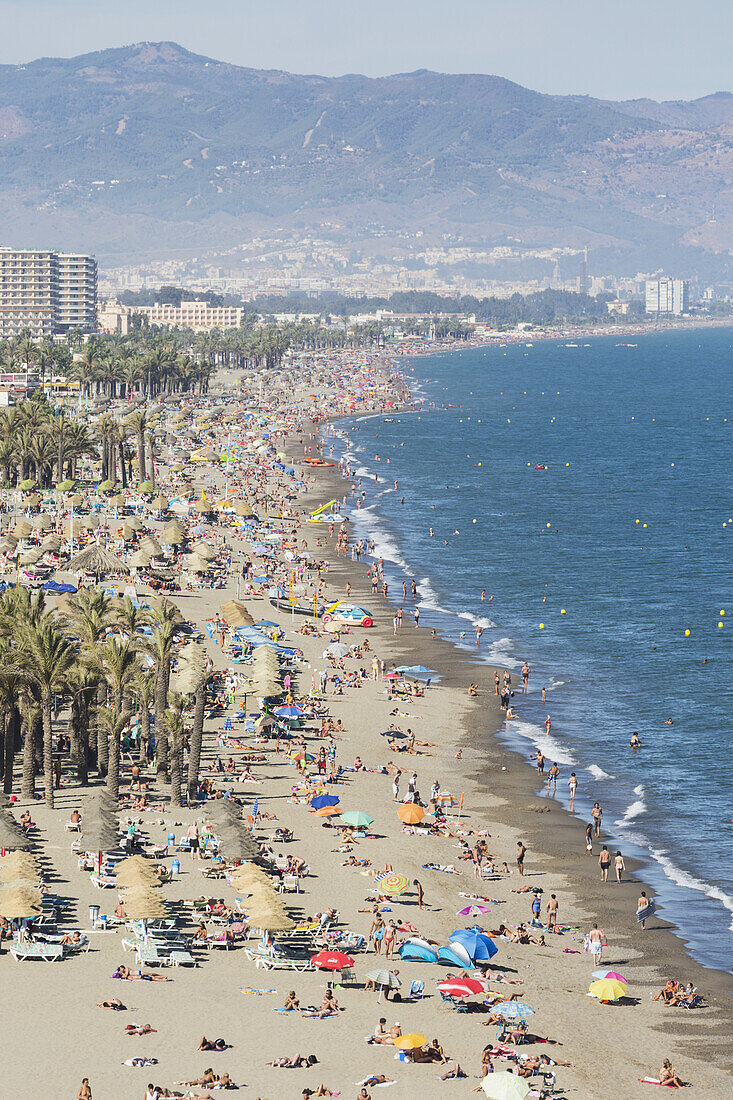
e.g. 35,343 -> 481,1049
1,41 -> 732,275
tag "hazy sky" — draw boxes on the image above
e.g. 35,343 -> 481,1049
1,0 -> 730,101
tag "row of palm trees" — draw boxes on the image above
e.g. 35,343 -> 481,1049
0,589 -> 208,809
0,393 -> 97,487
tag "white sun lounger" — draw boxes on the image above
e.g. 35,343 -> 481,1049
10,942 -> 63,962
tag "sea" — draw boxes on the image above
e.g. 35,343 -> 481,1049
324,326 -> 733,974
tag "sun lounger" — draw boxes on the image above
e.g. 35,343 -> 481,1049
10,941 -> 63,962
279,874 -> 300,893
244,947 -> 312,971
168,949 -> 197,966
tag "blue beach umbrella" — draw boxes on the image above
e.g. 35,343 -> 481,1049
449,929 -> 498,962
395,665 -> 435,675
493,1001 -> 535,1021
311,795 -> 340,810
273,705 -> 304,718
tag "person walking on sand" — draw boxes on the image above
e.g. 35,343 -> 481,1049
585,823 -> 593,854
547,762 -> 559,792
598,845 -> 611,883
568,772 -> 577,808
587,924 -> 604,965
547,894 -> 559,933
392,775 -> 400,802
516,841 -> 526,877
614,851 -> 625,883
77,1080 -> 92,1100
637,891 -> 651,931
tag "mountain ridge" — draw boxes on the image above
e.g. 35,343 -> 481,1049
1,42 -> 731,273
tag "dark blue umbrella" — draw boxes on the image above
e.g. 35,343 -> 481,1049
256,620 -> 279,629
311,794 -> 340,810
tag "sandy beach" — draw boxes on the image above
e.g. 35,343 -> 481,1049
0,354 -> 729,1100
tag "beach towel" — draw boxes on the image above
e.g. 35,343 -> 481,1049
241,987 -> 277,995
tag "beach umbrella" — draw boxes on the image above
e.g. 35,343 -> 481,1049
449,929 -> 498,962
310,794 -> 340,810
194,500 -> 211,514
397,804 -> 425,824
273,705 -> 303,719
394,1034 -> 427,1051
0,866 -> 41,887
314,806 -> 341,817
31,514 -> 53,531
120,888 -> 169,921
0,885 -> 42,918
18,478 -> 36,491
192,541 -> 216,560
311,950 -> 355,970
592,970 -> 628,983
0,814 -> 33,851
228,863 -> 272,887
323,643 -> 349,658
321,620 -> 341,634
56,479 -> 76,492
493,1001 -> 536,1020
107,493 -> 125,507
41,534 -> 62,552
437,978 -> 486,998
140,536 -> 163,556
216,832 -> 259,862
0,851 -> 39,874
13,520 -> 32,538
68,494 -> 84,507
150,495 -> 168,511
128,549 -> 153,568
182,553 -> 210,573
437,943 -> 474,968
80,515 -> 100,530
138,481 -> 155,495
68,545 -> 130,576
338,810 -> 373,828
588,978 -> 627,1002
457,904 -> 492,917
98,480 -> 115,492
366,969 -> 401,988
124,516 -> 144,532
219,600 -> 254,627
375,872 -> 411,896
114,856 -> 161,887
480,1077 -> 530,1100
19,548 -> 43,565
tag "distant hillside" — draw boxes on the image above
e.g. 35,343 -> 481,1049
0,42 -> 731,271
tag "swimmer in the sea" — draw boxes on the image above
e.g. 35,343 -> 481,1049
629,732 -> 642,748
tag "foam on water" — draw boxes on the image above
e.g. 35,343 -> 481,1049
622,834 -> 733,932
485,637 -> 521,669
616,785 -> 647,825
587,765 -> 614,781
508,719 -> 577,765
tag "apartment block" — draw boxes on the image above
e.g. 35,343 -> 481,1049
133,299 -> 245,331
645,277 -> 689,316
0,247 -> 98,337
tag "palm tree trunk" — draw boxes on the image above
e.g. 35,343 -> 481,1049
170,729 -> 182,807
187,681 -> 205,802
21,713 -> 35,800
154,664 -> 169,779
3,705 -> 19,795
137,431 -> 146,482
95,683 -> 107,776
119,443 -> 127,489
42,688 -> 55,809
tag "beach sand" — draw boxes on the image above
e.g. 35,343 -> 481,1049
0,368 -> 730,1100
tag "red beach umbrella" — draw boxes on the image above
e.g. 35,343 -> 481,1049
437,978 -> 486,998
311,950 -> 355,970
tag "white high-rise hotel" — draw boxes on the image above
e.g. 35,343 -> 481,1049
0,247 -> 97,338
645,276 -> 689,316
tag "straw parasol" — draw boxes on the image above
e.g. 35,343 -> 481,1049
0,812 -> 33,851
129,549 -> 153,569
193,500 -> 211,514
119,886 -> 169,921
139,536 -> 163,557
41,534 -> 62,552
114,855 -> 161,888
124,516 -> 144,532
182,553 -> 210,573
0,885 -> 42,919
247,910 -> 295,932
31,514 -> 54,531
161,523 -> 185,546
216,829 -> 259,862
170,641 -> 206,696
0,850 -> 39,872
191,541 -> 216,560
19,548 -> 43,565
0,865 -> 42,886
68,545 -> 130,576
219,600 -> 254,628
228,862 -> 272,886
13,520 -> 32,538
68,494 -> 84,507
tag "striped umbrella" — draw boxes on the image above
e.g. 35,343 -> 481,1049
375,872 -> 411,896
493,1001 -> 536,1020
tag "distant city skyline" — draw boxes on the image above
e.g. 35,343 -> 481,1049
1,0 -> 731,102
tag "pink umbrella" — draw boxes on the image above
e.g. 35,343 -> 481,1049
592,969 -> 628,983
458,904 -> 491,917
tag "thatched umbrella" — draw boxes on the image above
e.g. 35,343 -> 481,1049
0,813 -> 33,851
67,545 -> 130,576
115,864 -> 161,889
247,910 -> 295,933
0,885 -> 42,919
203,799 -> 243,825
19,548 -> 43,565
80,515 -> 100,531
219,600 -> 254,628
150,495 -> 169,512
171,642 -> 206,696
119,887 -> 169,922
31,514 -> 54,531
248,678 -> 281,698
161,522 -> 185,545
216,828 -> 259,863
41,534 -> 62,552
182,553 -> 210,573
124,516 -> 144,532
193,499 -> 211,514
128,549 -> 153,569
191,541 -> 216,561
0,852 -> 39,877
139,536 -> 163,557
0,864 -> 42,886
13,520 -> 32,538
234,502 -> 254,517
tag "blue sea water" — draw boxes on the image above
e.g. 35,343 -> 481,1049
327,327 -> 733,973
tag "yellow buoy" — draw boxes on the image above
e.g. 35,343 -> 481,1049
643,524 -> 647,528
546,523 -> 551,528
684,629 -> 691,637
560,609 -> 566,614
718,622 -> 724,628
636,519 -> 640,524
720,610 -> 726,616
539,623 -> 545,629
472,519 -> 477,524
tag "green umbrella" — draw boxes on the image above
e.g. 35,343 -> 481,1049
98,479 -> 115,492
338,810 -> 374,828
56,479 -> 76,492
18,478 -> 36,491
138,481 -> 155,494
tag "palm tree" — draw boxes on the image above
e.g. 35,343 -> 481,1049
165,692 -> 186,807
125,409 -> 147,483
63,590 -> 115,776
11,612 -> 76,808
148,600 -> 184,780
91,638 -> 137,801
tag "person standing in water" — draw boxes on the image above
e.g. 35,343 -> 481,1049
568,772 -> 578,808
521,662 -> 530,693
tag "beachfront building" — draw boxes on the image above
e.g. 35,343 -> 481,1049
0,247 -> 98,337
645,277 -> 689,316
132,299 -> 245,331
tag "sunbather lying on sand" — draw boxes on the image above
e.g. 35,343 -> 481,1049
97,998 -> 125,1010
126,1023 -> 156,1036
357,1076 -> 394,1088
438,1063 -> 466,1079
269,1054 -> 318,1068
198,1036 -> 229,1051
113,965 -> 169,982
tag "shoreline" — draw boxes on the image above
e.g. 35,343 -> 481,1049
300,385 -> 733,998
